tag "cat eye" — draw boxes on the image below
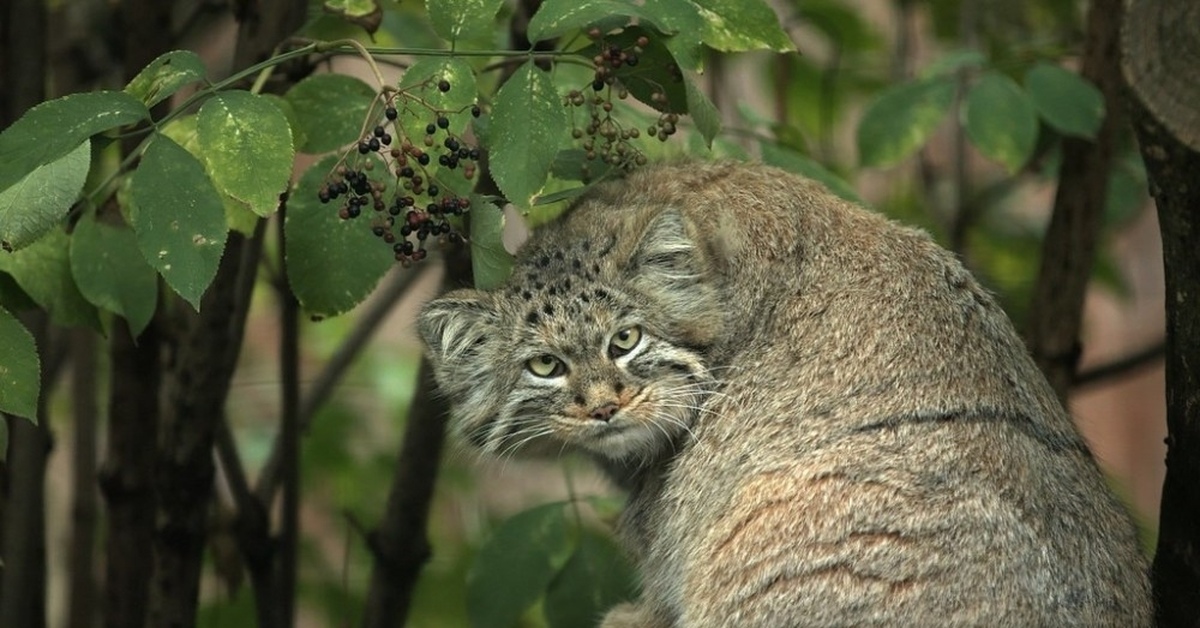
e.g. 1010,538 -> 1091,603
527,354 -> 566,378
609,326 -> 642,357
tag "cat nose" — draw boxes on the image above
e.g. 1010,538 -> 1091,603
588,402 -> 619,422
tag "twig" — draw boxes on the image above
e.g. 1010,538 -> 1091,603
276,204 -> 301,628
1072,340 -> 1166,389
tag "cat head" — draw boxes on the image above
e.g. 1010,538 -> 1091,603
418,207 -> 724,465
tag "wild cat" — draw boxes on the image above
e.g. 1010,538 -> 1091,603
418,161 -> 1152,626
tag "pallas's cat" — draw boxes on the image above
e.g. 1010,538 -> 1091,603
419,161 -> 1151,626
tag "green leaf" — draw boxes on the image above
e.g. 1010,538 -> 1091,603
963,71 -> 1038,173
761,143 -> 863,205
684,74 -> 720,147
70,212 -> 158,336
0,305 -> 39,423
125,50 -> 208,108
323,0 -> 383,32
0,91 -> 149,194
544,530 -> 639,628
398,57 -> 478,113
428,0 -> 505,44
688,0 -> 794,52
0,229 -> 101,330
489,62 -> 568,208
1024,63 -> 1105,140
528,0 -> 668,43
467,503 -> 575,628
285,74 -> 378,154
197,91 -> 293,218
129,134 -> 228,310
857,77 -> 955,167
582,27 -> 686,113
0,140 -> 90,252
285,155 -> 393,318
469,198 -> 514,290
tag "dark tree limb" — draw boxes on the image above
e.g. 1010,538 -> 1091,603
100,320 -> 162,628
1123,2 -> 1200,623
1023,0 -> 1125,403
275,206 -> 301,628
149,227 -> 263,627
360,357 -> 453,628
67,330 -> 99,628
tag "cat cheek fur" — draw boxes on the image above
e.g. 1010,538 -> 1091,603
417,289 -> 510,444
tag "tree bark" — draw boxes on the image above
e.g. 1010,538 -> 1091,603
100,321 -> 161,628
1023,0 -> 1124,402
148,231 -> 261,627
1130,98 -> 1200,628
67,330 -> 99,628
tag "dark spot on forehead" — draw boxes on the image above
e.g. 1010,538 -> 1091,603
522,290 -> 532,300
537,255 -> 550,267
543,303 -> 555,316
526,310 -> 540,324
572,259 -> 582,269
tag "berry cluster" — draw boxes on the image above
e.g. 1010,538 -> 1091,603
563,30 -> 680,181
318,78 -> 483,265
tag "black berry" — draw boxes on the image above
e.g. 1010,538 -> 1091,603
438,79 -> 451,92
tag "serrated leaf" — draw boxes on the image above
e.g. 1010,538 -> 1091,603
285,74 -> 378,154
684,74 -> 720,147
197,91 -> 293,217
129,134 -> 228,310
0,230 -> 101,330
0,141 -> 90,252
544,530 -> 638,628
0,91 -> 149,194
285,155 -> 393,317
963,72 -> 1038,173
0,305 -> 40,423
398,57 -> 478,113
467,503 -> 575,628
125,50 -> 208,108
857,77 -> 955,167
528,0 -> 668,43
160,114 -> 259,234
324,0 -> 383,32
761,143 -> 863,205
70,212 -> 158,336
489,62 -> 568,208
428,0 -> 505,44
469,198 -> 514,290
689,0 -> 794,52
583,27 -> 686,113
1024,63 -> 1105,140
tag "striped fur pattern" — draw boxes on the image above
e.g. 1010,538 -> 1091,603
418,161 -> 1152,626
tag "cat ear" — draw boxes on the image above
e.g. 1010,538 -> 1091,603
418,289 -> 497,383
631,208 -> 704,282
630,209 -> 722,343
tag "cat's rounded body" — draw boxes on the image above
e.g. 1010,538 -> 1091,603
419,161 -> 1152,626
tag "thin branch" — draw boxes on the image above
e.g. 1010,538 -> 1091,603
67,330 -> 99,628
275,204 -> 301,628
1072,340 -> 1166,389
